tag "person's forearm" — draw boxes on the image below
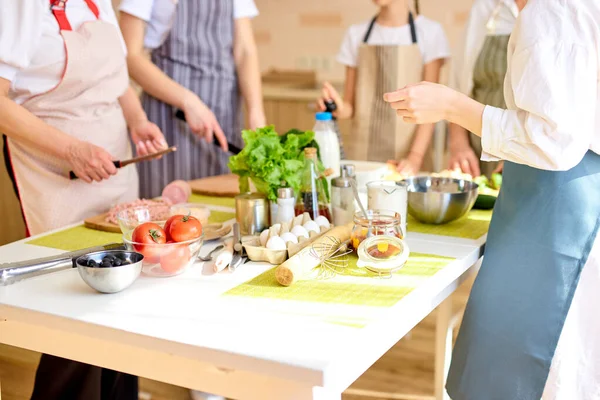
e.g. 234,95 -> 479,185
235,42 -> 264,117
447,92 -> 485,137
119,86 -> 148,127
448,122 -> 471,148
127,53 -> 193,110
409,123 -> 435,158
0,97 -> 75,159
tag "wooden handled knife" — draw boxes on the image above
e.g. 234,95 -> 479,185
69,146 -> 177,180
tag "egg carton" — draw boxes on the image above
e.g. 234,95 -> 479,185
242,213 -> 332,265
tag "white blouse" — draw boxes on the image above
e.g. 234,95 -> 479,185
336,15 -> 451,68
119,0 -> 259,50
0,0 -> 125,105
481,0 -> 600,171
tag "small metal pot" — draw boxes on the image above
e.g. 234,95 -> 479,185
235,193 -> 270,235
75,250 -> 143,294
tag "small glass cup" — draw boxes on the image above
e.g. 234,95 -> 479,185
367,181 -> 408,237
350,209 -> 403,251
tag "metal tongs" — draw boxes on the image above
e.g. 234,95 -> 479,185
0,243 -> 125,286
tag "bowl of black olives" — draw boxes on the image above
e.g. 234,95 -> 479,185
75,250 -> 143,294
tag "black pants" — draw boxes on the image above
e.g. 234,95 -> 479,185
30,355 -> 138,400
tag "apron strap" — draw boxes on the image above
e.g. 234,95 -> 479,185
363,12 -> 418,44
49,0 -> 100,32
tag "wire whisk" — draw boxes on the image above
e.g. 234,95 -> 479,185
309,236 -> 353,279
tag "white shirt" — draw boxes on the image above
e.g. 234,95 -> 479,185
336,15 -> 451,68
0,0 -> 125,105
481,0 -> 600,171
450,0 -> 518,95
119,0 -> 259,50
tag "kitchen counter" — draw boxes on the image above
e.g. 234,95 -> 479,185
0,192 -> 489,400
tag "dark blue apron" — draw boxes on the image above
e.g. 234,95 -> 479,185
139,0 -> 242,198
447,151 -> 600,399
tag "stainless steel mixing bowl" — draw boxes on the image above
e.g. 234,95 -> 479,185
402,176 -> 479,224
75,250 -> 143,294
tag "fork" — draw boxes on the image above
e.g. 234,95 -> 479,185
198,245 -> 224,262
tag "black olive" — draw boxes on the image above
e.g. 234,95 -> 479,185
101,260 -> 112,268
87,259 -> 98,268
113,258 -> 122,266
122,261 -> 131,265
117,253 -> 127,261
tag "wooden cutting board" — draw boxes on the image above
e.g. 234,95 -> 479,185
189,174 -> 241,197
83,214 -> 232,241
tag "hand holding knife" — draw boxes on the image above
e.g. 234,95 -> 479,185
174,109 -> 242,155
69,146 -> 177,180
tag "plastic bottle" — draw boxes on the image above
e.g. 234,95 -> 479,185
313,112 -> 341,180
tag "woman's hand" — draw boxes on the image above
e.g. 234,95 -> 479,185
317,82 -> 352,119
65,140 -> 118,183
384,82 -> 456,124
449,143 -> 481,177
493,161 -> 504,174
395,152 -> 423,176
129,118 -> 168,157
183,92 -> 228,151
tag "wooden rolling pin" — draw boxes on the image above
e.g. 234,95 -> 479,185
275,222 -> 353,286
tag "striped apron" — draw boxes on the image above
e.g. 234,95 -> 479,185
139,0 -> 242,199
469,35 -> 508,177
346,13 -> 433,170
446,151 -> 600,399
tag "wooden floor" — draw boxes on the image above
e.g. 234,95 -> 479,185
0,276 -> 474,400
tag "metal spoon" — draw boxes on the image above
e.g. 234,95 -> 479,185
351,178 -> 373,238
198,245 -> 224,262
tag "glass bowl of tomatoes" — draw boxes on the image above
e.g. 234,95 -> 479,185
117,205 -> 190,236
122,214 -> 204,277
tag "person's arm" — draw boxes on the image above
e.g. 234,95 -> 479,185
233,17 -> 265,129
118,86 -> 167,156
118,11 -> 228,150
447,122 -> 481,176
0,78 -> 117,183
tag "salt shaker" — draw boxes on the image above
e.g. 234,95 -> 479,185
275,187 -> 295,224
331,165 -> 356,226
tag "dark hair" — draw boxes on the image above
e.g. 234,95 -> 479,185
414,0 -> 420,14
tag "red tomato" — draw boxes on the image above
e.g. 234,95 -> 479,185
163,215 -> 182,241
132,222 -> 166,263
168,215 -> 203,242
160,244 -> 191,273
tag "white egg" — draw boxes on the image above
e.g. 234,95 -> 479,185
291,225 -> 309,239
303,220 -> 320,234
266,236 -> 287,251
315,215 -> 331,229
259,230 -> 270,247
280,232 -> 299,244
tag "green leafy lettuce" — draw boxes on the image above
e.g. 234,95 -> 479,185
228,126 -> 327,202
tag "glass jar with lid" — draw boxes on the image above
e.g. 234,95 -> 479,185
350,209 -> 403,251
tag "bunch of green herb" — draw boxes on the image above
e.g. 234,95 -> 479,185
228,126 -> 328,202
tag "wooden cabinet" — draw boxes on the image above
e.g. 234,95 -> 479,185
0,140 -> 26,245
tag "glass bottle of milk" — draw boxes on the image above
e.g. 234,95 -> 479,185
313,112 -> 341,180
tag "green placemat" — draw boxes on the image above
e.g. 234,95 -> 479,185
407,209 -> 492,239
189,194 -> 235,209
225,253 -> 454,307
27,226 -> 122,252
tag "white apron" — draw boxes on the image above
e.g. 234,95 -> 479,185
4,0 -> 138,236
346,12 -> 433,170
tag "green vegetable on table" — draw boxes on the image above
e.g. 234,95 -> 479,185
227,125 -> 329,202
473,173 -> 503,210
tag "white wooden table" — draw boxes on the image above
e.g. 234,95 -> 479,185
0,225 -> 485,400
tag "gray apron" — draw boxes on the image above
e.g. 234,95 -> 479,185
469,34 -> 509,177
139,0 -> 242,198
446,151 -> 600,399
